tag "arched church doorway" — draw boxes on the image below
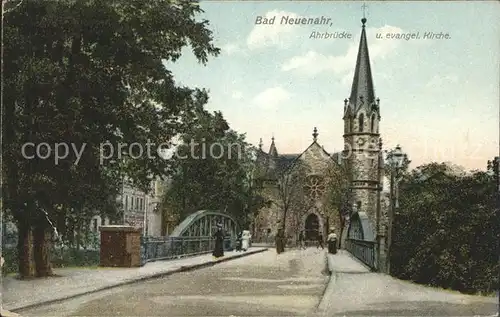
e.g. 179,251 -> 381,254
304,213 -> 320,241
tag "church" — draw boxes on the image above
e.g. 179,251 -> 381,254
252,17 -> 387,247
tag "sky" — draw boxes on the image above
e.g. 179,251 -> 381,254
164,1 -> 499,171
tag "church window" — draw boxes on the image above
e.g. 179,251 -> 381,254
305,175 -> 326,200
358,114 -> 364,132
370,114 -> 376,133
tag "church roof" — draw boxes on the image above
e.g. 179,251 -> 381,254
268,137 -> 278,158
347,17 -> 377,117
254,132 -> 342,180
280,141 -> 341,175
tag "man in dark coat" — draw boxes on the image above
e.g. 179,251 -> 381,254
317,233 -> 324,250
298,231 -> 305,249
213,223 -> 224,258
235,231 -> 242,252
276,227 -> 285,254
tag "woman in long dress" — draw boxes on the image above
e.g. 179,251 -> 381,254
212,224 -> 225,258
241,230 -> 251,251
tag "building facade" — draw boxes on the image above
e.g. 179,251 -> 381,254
342,16 -> 383,242
252,132 -> 343,245
90,177 -> 168,237
253,17 -> 387,247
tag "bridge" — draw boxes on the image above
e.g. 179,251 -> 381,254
344,210 -> 378,271
140,208 -> 378,272
6,209 -> 497,316
140,210 -> 239,265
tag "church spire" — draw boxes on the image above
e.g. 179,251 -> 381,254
268,135 -> 278,157
348,16 -> 376,114
258,138 -> 263,151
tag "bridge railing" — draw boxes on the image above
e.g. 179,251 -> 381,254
345,238 -> 377,271
140,236 -> 232,265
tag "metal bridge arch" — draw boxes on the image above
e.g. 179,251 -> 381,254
347,213 -> 364,240
345,211 -> 377,270
170,210 -> 239,240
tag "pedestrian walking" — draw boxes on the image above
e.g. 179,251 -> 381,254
327,228 -> 338,254
235,231 -> 242,252
276,228 -> 285,254
212,223 -> 225,258
317,233 -> 324,250
298,231 -> 306,249
241,230 -> 251,251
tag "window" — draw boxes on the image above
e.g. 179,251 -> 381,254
101,217 -> 105,225
356,201 -> 362,210
136,197 -> 139,210
371,114 -> 376,132
131,196 -> 134,210
125,196 -> 128,210
358,114 -> 364,132
93,219 -> 98,232
305,175 -> 326,200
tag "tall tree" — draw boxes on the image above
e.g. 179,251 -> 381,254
391,162 -> 499,294
274,161 -> 311,235
163,107 -> 261,227
3,0 -> 219,277
322,160 -> 351,244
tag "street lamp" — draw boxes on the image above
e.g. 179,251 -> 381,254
385,144 -> 406,274
487,157 -> 500,315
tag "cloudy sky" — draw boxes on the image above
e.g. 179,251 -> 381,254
164,1 -> 499,171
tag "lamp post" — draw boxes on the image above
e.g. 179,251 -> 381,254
376,138 -> 383,272
385,144 -> 406,274
487,157 -> 499,316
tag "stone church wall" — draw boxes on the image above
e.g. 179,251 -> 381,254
253,142 -> 346,246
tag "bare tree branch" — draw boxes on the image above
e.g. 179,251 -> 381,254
275,161 -> 312,233
3,0 -> 24,15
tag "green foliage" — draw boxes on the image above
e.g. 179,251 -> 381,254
2,246 -> 100,275
323,161 -> 351,215
3,0 -> 219,247
51,249 -> 100,268
162,108 -> 264,228
391,162 -> 499,294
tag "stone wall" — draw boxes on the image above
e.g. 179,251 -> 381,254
299,143 -> 331,174
254,142 -> 341,244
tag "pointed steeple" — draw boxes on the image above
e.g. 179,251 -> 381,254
348,17 -> 376,114
258,138 -> 263,151
268,135 -> 278,157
